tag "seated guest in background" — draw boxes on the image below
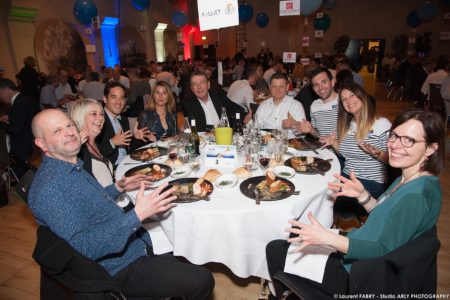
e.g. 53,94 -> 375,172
264,59 -> 283,85
408,59 -> 436,109
266,109 -> 444,299
227,65 -> 258,112
55,68 -> 76,106
232,58 -> 245,81
253,63 -> 270,97
254,72 -> 306,130
295,67 -> 339,138
110,65 -> 130,89
29,109 -> 215,300
97,82 -> 151,167
39,75 -> 59,109
138,81 -> 177,141
333,69 -> 354,93
421,55 -> 449,101
82,72 -> 105,101
15,56 -> 40,102
336,59 -> 364,88
321,82 -> 391,201
127,68 -> 152,118
0,78 -> 39,178
182,70 -> 248,132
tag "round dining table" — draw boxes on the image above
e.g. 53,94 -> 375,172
116,144 -> 340,280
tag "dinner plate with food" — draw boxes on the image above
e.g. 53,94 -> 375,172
124,163 -> 171,181
284,156 -> 332,175
240,171 -> 295,201
288,136 -> 323,151
129,147 -> 167,161
163,178 -> 214,203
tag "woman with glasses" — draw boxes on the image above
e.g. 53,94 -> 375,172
137,81 -> 178,141
266,109 -> 444,298
320,83 -> 391,211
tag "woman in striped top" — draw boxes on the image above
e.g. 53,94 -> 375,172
320,83 -> 391,200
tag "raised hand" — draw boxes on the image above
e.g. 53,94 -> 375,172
134,182 -> 177,222
319,132 -> 337,150
115,174 -> 153,192
328,171 -> 365,199
111,128 -> 132,146
296,119 -> 312,134
286,212 -> 331,252
79,129 -> 89,144
134,124 -> 156,142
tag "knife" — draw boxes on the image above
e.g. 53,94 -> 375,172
300,136 -> 319,155
254,188 -> 261,205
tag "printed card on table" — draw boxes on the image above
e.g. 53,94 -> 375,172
204,145 -> 237,168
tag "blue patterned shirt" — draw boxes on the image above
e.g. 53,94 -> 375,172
28,155 -> 151,276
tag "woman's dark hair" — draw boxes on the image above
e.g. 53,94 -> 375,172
390,109 -> 445,175
334,69 -> 354,92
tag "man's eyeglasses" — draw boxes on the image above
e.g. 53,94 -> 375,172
387,131 -> 426,148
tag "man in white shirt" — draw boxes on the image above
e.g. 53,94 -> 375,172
296,67 -> 339,138
82,72 -> 105,101
254,73 -> 305,129
110,66 -> 130,89
55,69 -> 76,105
421,56 -> 449,100
227,65 -> 258,112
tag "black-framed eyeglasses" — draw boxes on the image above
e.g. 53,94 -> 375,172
387,131 -> 426,148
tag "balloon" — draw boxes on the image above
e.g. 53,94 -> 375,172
239,3 -> 254,23
172,10 -> 188,27
300,0 -> 324,16
73,0 -> 98,25
131,0 -> 150,11
255,12 -> 269,28
322,0 -> 336,10
314,13 -> 331,30
406,10 -> 422,28
418,2 -> 438,21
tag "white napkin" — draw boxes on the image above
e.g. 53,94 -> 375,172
283,229 -> 338,283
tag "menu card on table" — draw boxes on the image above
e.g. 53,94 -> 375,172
204,145 -> 237,169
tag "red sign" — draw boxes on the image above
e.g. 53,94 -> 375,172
286,2 -> 293,9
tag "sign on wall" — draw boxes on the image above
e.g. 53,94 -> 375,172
280,0 -> 300,16
197,0 -> 239,31
283,52 -> 296,63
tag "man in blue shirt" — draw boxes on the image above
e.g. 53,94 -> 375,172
28,109 -> 214,299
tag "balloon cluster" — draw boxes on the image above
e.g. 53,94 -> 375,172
300,0 -> 324,16
239,3 -> 253,23
73,0 -> 98,25
406,2 -> 438,28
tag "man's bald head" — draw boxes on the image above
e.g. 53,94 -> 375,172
32,109 -> 64,139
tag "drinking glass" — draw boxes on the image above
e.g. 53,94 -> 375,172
259,153 -> 270,170
189,155 -> 201,176
244,144 -> 259,171
168,142 -> 178,161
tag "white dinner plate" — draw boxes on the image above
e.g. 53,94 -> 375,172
152,155 -> 168,164
171,165 -> 191,179
273,166 -> 296,179
285,147 -> 298,157
215,174 -> 238,189
156,140 -> 169,148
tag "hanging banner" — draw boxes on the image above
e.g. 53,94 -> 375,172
280,0 -> 300,16
283,52 -> 296,63
197,0 -> 239,31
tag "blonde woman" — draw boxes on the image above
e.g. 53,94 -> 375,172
137,81 -> 178,141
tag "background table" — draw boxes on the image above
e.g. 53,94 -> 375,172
116,146 -> 340,280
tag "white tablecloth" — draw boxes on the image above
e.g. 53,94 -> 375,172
116,146 -> 340,280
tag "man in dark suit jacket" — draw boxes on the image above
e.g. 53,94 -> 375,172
0,78 -> 39,178
96,82 -> 151,167
181,71 -> 248,132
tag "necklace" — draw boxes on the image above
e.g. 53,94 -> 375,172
86,142 -> 115,181
385,169 -> 422,198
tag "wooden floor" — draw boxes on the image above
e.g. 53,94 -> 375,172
0,70 -> 449,299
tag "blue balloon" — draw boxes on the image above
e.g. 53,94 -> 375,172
255,12 -> 269,28
131,0 -> 150,11
239,3 -> 254,23
322,0 -> 336,10
418,2 -> 438,21
172,11 -> 188,27
406,10 -> 422,28
300,0 -> 324,16
314,13 -> 331,30
73,0 -> 98,25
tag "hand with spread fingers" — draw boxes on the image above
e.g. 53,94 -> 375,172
134,182 -> 177,222
319,131 -> 338,150
134,124 -> 156,142
115,174 -> 153,192
328,171 -> 365,199
111,128 -> 132,146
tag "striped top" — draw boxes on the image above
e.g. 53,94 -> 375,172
310,95 -> 339,136
339,117 -> 391,183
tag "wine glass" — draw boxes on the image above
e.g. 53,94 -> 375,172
168,142 -> 178,162
259,154 -> 270,171
189,156 -> 201,176
179,149 -> 190,165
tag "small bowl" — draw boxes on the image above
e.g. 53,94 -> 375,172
171,165 -> 191,179
273,166 -> 295,179
215,174 -> 238,189
152,155 -> 168,164
285,147 -> 298,157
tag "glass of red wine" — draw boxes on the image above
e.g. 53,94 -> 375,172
259,154 -> 270,170
168,142 -> 178,161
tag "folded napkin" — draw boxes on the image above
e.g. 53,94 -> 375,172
283,229 -> 338,283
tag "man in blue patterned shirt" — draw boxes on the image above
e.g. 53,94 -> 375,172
28,109 -> 214,299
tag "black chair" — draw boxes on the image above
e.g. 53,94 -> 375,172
273,226 -> 440,300
429,84 -> 446,123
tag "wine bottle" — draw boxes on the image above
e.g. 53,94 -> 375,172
190,119 -> 200,155
234,112 -> 243,135
219,106 -> 230,127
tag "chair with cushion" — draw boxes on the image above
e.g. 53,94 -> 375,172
273,226 -> 440,300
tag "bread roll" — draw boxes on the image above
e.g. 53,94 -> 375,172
202,169 -> 222,182
233,167 -> 251,179
265,171 -> 276,185
269,180 -> 282,193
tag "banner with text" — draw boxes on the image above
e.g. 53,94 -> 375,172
280,0 -> 300,16
197,0 -> 239,31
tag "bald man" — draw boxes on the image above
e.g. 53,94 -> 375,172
29,109 -> 214,299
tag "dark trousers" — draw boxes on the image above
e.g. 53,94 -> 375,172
266,240 -> 349,298
113,253 -> 214,300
